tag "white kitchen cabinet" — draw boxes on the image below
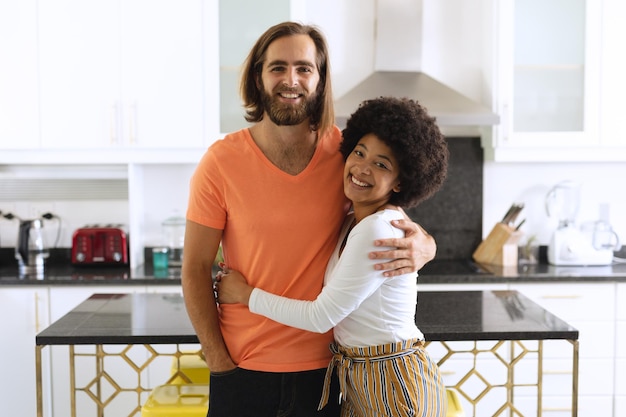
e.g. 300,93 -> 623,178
0,1 -> 39,149
0,287 -> 51,417
37,0 -> 206,151
599,0 -> 626,148
218,0 -> 292,133
47,286 -> 145,417
488,0 -> 626,161
509,282 -> 615,416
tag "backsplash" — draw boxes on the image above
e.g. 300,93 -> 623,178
405,137 -> 483,260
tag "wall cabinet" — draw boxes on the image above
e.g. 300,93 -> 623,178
37,0 -> 206,152
0,1 -> 39,149
0,0 -> 297,162
0,287 -> 51,417
600,0 -> 626,148
488,0 -> 626,161
217,0 -> 291,133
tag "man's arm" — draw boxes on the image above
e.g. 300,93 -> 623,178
181,220 -> 235,372
369,219 -> 436,277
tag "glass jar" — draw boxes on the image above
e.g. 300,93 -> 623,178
162,216 -> 186,267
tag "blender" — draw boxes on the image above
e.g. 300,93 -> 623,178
546,181 -> 619,265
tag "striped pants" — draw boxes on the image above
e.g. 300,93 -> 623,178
319,339 -> 447,417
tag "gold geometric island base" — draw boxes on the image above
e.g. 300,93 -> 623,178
37,339 -> 577,417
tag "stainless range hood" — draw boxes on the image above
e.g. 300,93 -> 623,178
334,0 -> 499,131
335,71 -> 500,128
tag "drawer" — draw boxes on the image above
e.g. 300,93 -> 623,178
511,283 -> 615,321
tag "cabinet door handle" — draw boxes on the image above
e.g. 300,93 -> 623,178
540,295 -> 581,300
129,101 -> 138,144
501,103 -> 509,143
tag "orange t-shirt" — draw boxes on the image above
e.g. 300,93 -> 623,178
186,127 -> 349,372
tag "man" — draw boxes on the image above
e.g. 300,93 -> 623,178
182,22 -> 437,417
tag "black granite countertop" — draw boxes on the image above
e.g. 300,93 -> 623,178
2,248 -> 626,285
35,290 -> 578,346
3,257 -> 626,286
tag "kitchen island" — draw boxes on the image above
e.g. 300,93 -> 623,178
35,290 -> 579,417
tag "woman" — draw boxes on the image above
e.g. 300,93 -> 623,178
215,97 -> 449,417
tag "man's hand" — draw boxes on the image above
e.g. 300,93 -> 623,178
369,219 -> 436,277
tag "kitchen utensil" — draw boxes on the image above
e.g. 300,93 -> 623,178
71,225 -> 128,265
501,203 -> 524,225
473,222 -> 523,266
15,218 -> 50,275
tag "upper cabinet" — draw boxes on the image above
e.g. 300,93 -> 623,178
488,0 -> 626,161
38,0 -> 206,150
599,0 -> 626,148
0,1 -> 39,150
0,0 -> 299,163
218,0 -> 292,134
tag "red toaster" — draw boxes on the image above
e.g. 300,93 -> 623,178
71,225 -> 129,265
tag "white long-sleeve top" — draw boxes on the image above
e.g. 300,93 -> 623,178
249,209 -> 423,347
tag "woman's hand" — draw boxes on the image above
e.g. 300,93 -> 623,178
369,217 -> 436,277
214,266 -> 254,305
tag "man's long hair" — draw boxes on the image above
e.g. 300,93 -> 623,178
240,21 -> 335,137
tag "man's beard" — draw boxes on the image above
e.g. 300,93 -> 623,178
259,83 -> 321,126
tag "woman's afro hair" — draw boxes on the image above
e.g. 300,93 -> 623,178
339,96 -> 449,208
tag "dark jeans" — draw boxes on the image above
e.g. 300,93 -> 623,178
207,367 -> 340,417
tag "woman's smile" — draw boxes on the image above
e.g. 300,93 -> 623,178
349,174 -> 370,188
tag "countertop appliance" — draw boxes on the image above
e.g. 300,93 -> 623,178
546,181 -> 620,265
16,218 -> 49,275
71,225 -> 128,265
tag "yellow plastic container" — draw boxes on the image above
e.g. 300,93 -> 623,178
141,384 -> 209,417
446,388 -> 466,417
169,354 -> 209,384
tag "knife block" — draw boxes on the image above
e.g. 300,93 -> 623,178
473,223 -> 523,266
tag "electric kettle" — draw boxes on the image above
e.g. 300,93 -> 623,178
15,219 -> 50,275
